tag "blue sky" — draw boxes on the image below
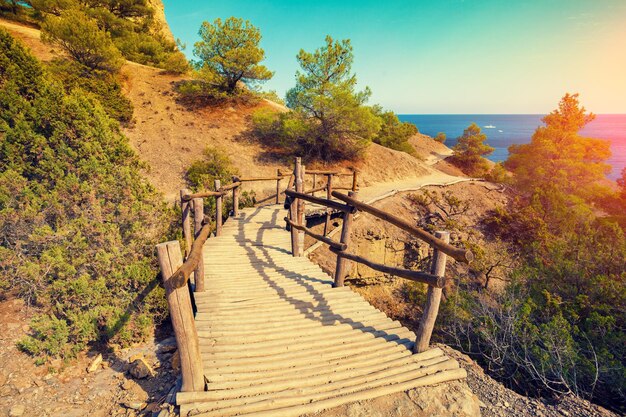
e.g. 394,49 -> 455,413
162,0 -> 626,114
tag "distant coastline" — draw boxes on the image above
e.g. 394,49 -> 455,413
399,114 -> 626,180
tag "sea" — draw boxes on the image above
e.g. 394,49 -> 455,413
398,114 -> 626,181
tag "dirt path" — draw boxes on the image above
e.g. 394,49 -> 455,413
357,170 -> 476,204
305,169 -> 479,255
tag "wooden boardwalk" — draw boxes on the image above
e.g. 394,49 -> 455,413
176,205 -> 466,417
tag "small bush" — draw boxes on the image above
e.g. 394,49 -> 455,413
185,147 -> 256,219
162,51 -> 190,75
17,314 -> 72,358
252,108 -> 376,162
187,147 -> 238,191
484,162 -> 509,183
449,123 -> 495,177
435,132 -> 446,143
174,79 -> 258,108
46,59 -> 133,123
41,9 -> 123,72
371,106 -> 417,155
257,89 -> 285,105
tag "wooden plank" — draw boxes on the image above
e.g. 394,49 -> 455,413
203,343 -> 420,384
200,321 -> 407,345
156,241 -> 204,393
193,198 -> 205,292
214,179 -> 222,236
181,362 -> 462,416
334,191 -> 357,287
414,231 -> 449,353
180,189 -> 192,257
182,356 -> 455,407
182,190 -> 225,201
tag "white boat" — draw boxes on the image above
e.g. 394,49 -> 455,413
484,125 -> 496,128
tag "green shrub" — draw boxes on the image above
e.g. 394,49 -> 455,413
41,9 -> 123,72
484,162 -> 509,184
371,106 -> 417,155
162,51 -> 190,75
434,132 -> 446,143
46,59 -> 133,122
279,36 -> 380,162
4,0 -> 180,69
186,147 -> 238,191
257,89 -> 285,105
17,315 -> 72,358
193,17 -> 273,93
175,79 -> 258,108
185,147 -> 255,219
1,29 -> 171,361
449,123 -> 494,177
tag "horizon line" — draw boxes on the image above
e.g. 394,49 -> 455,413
396,113 -> 626,116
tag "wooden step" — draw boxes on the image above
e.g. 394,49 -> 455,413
181,353 -> 453,404
181,367 -> 466,417
178,205 -> 466,417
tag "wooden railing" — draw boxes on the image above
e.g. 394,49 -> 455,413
155,156 -> 473,393
284,158 -> 473,354
155,173 -> 294,393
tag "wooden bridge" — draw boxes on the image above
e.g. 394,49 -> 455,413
156,158 -> 474,417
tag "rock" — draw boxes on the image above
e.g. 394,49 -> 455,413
156,410 -> 170,417
129,357 -> 154,379
9,404 -> 25,417
170,350 -> 180,371
87,353 -> 103,373
124,401 -> 146,411
407,380 -> 480,417
157,337 -> 177,354
0,373 -> 7,387
122,378 -> 136,391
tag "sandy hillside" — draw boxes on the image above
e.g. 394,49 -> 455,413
1,18 -> 454,202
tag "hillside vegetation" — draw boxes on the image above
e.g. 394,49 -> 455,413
0,0 -> 186,71
0,29 -> 172,359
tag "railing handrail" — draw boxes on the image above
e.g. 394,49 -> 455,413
328,246 -> 445,287
182,190 -> 226,201
331,191 -> 473,264
238,175 -> 291,182
284,217 -> 346,251
284,189 -> 354,213
168,220 -> 212,289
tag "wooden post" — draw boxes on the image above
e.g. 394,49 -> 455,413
192,198 -> 205,292
291,158 -> 303,257
333,191 -> 357,287
312,173 -> 317,197
276,169 -> 281,204
214,179 -> 222,237
352,170 -> 358,191
232,176 -> 240,217
156,241 -> 204,393
296,163 -> 306,255
181,189 -> 192,257
414,231 -> 449,353
323,174 -> 332,236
